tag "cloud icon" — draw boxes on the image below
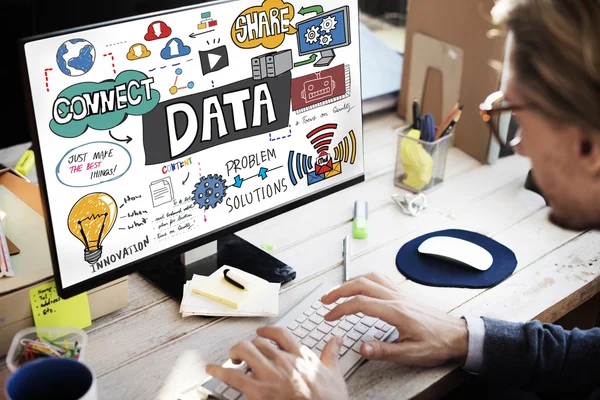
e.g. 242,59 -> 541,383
127,43 -> 151,61
144,21 -> 172,41
160,38 -> 191,60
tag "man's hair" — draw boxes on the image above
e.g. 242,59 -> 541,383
492,0 -> 600,133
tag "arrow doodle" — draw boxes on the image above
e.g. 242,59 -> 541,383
299,5 -> 324,15
294,54 -> 318,67
183,172 -> 190,185
109,130 -> 132,144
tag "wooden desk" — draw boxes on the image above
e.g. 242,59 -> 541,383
2,112 -> 599,399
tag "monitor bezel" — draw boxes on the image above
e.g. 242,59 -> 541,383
296,5 -> 351,56
18,0 -> 365,299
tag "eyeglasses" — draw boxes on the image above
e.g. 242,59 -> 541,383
479,91 -> 525,149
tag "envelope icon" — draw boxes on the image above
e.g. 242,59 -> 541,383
307,171 -> 325,185
315,158 -> 333,175
324,162 -> 342,179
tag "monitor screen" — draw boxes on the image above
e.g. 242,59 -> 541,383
296,6 -> 351,55
20,0 -> 364,298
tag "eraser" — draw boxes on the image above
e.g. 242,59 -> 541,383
353,200 -> 368,239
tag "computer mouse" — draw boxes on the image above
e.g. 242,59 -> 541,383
417,236 -> 493,271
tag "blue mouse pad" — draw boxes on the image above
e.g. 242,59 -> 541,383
396,229 -> 517,288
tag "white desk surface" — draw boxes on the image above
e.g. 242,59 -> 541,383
1,112 -> 599,400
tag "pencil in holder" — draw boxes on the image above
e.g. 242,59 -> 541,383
394,126 -> 453,193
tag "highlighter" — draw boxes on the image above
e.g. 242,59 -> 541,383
353,200 -> 368,239
15,146 -> 35,176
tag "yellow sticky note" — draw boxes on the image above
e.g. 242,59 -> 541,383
29,282 -> 92,329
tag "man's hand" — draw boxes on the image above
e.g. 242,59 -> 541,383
206,326 -> 349,400
321,273 -> 469,367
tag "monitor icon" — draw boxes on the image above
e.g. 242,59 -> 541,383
296,6 -> 351,68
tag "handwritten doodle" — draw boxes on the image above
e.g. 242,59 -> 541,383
291,64 -> 350,113
68,193 -> 118,265
269,125 -> 293,141
192,174 -> 227,210
199,45 -> 229,75
160,38 -> 192,60
149,58 -> 194,72
105,41 -> 127,47
44,68 -> 53,92
169,68 -> 195,95
56,141 -> 132,187
144,21 -> 172,41
56,39 -> 96,77
190,11 -> 218,38
50,70 -> 160,138
103,52 -> 116,75
126,43 -> 151,61
232,0 -> 297,49
149,176 -> 174,207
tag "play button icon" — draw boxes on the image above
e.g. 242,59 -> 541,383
199,45 -> 229,75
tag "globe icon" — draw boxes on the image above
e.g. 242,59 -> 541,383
56,39 -> 96,77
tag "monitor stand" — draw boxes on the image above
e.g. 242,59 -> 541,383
138,234 -> 296,301
314,49 -> 336,67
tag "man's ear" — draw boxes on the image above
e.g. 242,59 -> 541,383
579,134 -> 600,177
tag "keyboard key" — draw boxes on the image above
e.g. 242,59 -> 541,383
316,308 -> 329,317
295,314 -> 308,323
301,337 -> 318,348
223,387 -> 241,400
317,323 -> 332,334
375,321 -> 385,330
345,315 -> 361,325
354,324 -> 368,334
324,319 -> 340,327
361,334 -> 376,343
323,303 -> 336,310
287,321 -> 299,331
323,333 -> 333,343
214,382 -> 229,394
351,340 -> 363,353
303,308 -> 315,317
356,312 -> 365,318
339,346 -> 349,356
331,327 -> 345,337
313,348 -> 322,358
311,301 -> 322,310
347,330 -> 362,341
340,348 -> 363,371
381,323 -> 392,332
309,330 -> 326,341
316,341 -> 326,351
301,321 -> 317,332
335,297 -> 347,305
374,331 -> 385,340
342,336 -> 355,348
338,321 -> 354,331
361,317 -> 378,327
309,315 -> 324,325
293,327 -> 310,339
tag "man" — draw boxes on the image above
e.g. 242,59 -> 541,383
206,0 -> 600,398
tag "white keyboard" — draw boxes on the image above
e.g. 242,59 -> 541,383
200,284 -> 396,400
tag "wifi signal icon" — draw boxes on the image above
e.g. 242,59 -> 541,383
306,123 -> 338,157
334,130 -> 358,164
287,151 -> 314,186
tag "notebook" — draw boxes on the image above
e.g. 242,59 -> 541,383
180,266 -> 280,318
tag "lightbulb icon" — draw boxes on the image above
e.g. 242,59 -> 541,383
67,193 -> 118,264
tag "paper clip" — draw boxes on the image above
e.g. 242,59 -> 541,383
392,193 -> 428,217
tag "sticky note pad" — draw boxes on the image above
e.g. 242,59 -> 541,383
192,267 -> 254,309
29,282 -> 92,329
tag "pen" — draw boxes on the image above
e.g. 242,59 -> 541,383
434,102 -> 460,141
15,145 -> 35,176
441,107 -> 464,138
342,236 -> 350,282
412,99 -> 420,130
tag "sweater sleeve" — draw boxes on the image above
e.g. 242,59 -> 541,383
480,317 -> 600,398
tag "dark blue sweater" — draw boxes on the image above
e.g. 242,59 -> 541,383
482,318 -> 600,399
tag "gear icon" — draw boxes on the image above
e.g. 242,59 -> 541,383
320,16 -> 338,33
319,34 -> 333,46
192,174 -> 227,210
304,25 -> 321,44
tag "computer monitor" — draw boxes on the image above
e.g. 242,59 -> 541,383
19,0 -> 364,299
296,6 -> 351,67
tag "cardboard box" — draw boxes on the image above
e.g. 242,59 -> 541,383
398,0 -> 507,163
0,170 -> 128,356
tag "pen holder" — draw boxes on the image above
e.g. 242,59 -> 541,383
393,126 -> 453,193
